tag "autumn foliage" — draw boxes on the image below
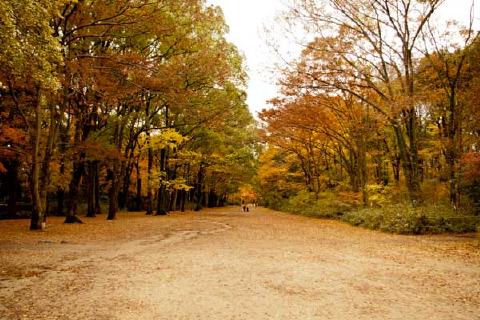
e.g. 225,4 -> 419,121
0,0 -> 257,229
258,0 -> 480,228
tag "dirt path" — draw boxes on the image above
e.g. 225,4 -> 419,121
0,207 -> 479,319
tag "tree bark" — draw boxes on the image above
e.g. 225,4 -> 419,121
194,164 -> 205,211
179,189 -> 186,212
64,159 -> 84,224
155,185 -> 168,215
94,161 -> 102,214
119,151 -> 134,211
6,160 -> 19,218
135,161 -> 143,211
56,189 -> 65,216
56,112 -> 70,216
155,148 -> 168,215
38,106 -> 58,224
30,93 -> 44,230
393,122 -> 421,201
65,115 -> 84,224
145,95 -> 153,215
86,161 -> 96,217
170,189 -> 178,211
107,165 -> 119,220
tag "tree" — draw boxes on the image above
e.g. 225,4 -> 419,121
0,0 -> 64,229
418,17 -> 478,207
279,0 -> 447,199
0,0 -> 257,229
260,91 -> 375,203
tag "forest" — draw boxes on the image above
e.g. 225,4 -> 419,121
0,0 -> 479,234
1,2 -> 479,318
0,0 -> 257,230
257,0 -> 480,233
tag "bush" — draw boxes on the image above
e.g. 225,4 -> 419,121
342,203 -> 480,234
278,191 -> 354,219
268,190 -> 479,234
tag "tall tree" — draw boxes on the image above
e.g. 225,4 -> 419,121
418,14 -> 478,207
0,0 -> 64,229
281,0 -> 446,199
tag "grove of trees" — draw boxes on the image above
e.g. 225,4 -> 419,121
0,0 -> 257,230
258,0 -> 480,225
1,0 -> 479,234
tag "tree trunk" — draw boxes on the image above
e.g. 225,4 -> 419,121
202,191 -> 208,208
392,156 -> 401,184
30,94 -> 62,225
194,165 -> 205,211
145,94 -> 153,215
358,139 -> 368,206
156,148 -> 168,215
219,193 -> 227,207
170,189 -> 178,211
65,116 -> 84,224
119,161 -> 132,211
146,143 -> 153,215
393,121 -> 421,200
107,164 -> 119,220
56,189 -> 65,216
405,109 -> 421,194
94,161 -> 102,214
64,160 -> 84,224
135,161 -> 143,211
56,119 -> 69,216
6,161 -> 19,218
447,88 -> 461,209
30,95 -> 44,230
155,185 -> 168,215
179,190 -> 186,212
208,190 -> 217,208
86,161 -> 96,217
39,106 -> 58,225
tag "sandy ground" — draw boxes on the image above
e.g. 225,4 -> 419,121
0,206 -> 479,320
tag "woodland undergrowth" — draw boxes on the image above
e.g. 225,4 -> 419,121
274,191 -> 479,235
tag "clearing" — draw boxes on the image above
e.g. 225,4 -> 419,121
0,207 -> 479,319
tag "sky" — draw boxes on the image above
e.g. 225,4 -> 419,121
207,0 -> 479,118
207,0 -> 288,117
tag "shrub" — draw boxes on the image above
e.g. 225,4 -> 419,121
269,190 -> 479,234
278,191 -> 354,219
342,203 -> 480,234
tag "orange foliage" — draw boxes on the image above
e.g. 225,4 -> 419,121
461,152 -> 480,184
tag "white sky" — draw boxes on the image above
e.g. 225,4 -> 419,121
207,0 -> 479,118
207,0 -> 288,117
